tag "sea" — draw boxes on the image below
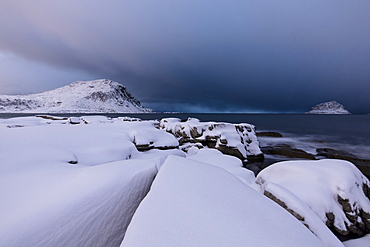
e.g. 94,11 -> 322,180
1,113 -> 369,166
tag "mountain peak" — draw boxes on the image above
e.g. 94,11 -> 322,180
306,101 -> 350,114
0,79 -> 152,113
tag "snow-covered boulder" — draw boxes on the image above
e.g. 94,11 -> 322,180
0,159 -> 157,247
306,101 -> 350,114
0,116 -> 190,246
121,155 -> 327,247
122,120 -> 180,151
256,159 -> 370,239
158,117 -> 263,161
0,79 -> 152,113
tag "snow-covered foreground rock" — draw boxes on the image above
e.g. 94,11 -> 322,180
1,160 -> 156,247
0,79 -> 152,113
159,117 -> 263,160
121,155 -> 326,247
0,116 -> 177,246
2,115 -> 370,246
257,160 -> 370,239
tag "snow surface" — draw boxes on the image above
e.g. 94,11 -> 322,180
257,160 -> 370,240
187,148 -> 256,186
0,116 -> 180,246
0,79 -> 152,113
121,155 -> 326,247
343,234 -> 370,247
1,160 -> 157,247
306,100 -> 350,114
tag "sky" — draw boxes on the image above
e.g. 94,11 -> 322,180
0,1 -> 369,113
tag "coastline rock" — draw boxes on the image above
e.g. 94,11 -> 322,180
316,148 -> 358,160
158,118 -> 263,161
261,144 -> 316,160
257,159 -> 370,240
256,131 -> 283,137
306,101 -> 350,114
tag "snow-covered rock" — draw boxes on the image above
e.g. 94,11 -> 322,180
0,160 -> 157,247
121,155 -> 326,247
158,117 -> 263,160
256,159 -> 370,239
0,116 -> 186,246
306,101 -> 350,114
0,79 -> 152,113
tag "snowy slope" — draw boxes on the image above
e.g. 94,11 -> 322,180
121,156 -> 326,247
306,101 -> 350,114
0,79 -> 152,113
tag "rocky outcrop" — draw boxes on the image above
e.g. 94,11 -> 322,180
261,144 -> 316,160
0,79 -> 152,113
158,118 -> 263,161
257,159 -> 370,240
306,101 -> 350,114
256,131 -> 283,137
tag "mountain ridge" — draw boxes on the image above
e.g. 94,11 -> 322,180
0,79 -> 152,113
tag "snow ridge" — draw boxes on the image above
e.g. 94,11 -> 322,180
306,101 -> 350,114
0,79 -> 152,113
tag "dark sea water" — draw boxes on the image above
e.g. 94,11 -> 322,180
1,113 -> 369,161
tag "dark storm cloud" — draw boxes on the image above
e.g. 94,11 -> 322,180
0,1 -> 369,112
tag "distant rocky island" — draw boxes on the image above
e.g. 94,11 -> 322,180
0,79 -> 152,113
306,100 -> 350,114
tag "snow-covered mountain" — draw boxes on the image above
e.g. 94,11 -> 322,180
306,101 -> 350,114
0,79 -> 152,113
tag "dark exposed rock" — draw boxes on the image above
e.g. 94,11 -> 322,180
245,153 -> 265,162
261,144 -> 316,160
316,148 -> 357,160
217,145 -> 244,160
7,125 -> 24,128
135,144 -> 153,151
256,131 -> 283,137
264,190 -> 305,222
36,115 -> 69,120
135,141 -> 179,152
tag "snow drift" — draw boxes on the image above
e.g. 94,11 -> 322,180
0,116 -> 179,246
121,155 -> 326,247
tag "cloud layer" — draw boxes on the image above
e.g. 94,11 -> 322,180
0,1 -> 369,113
